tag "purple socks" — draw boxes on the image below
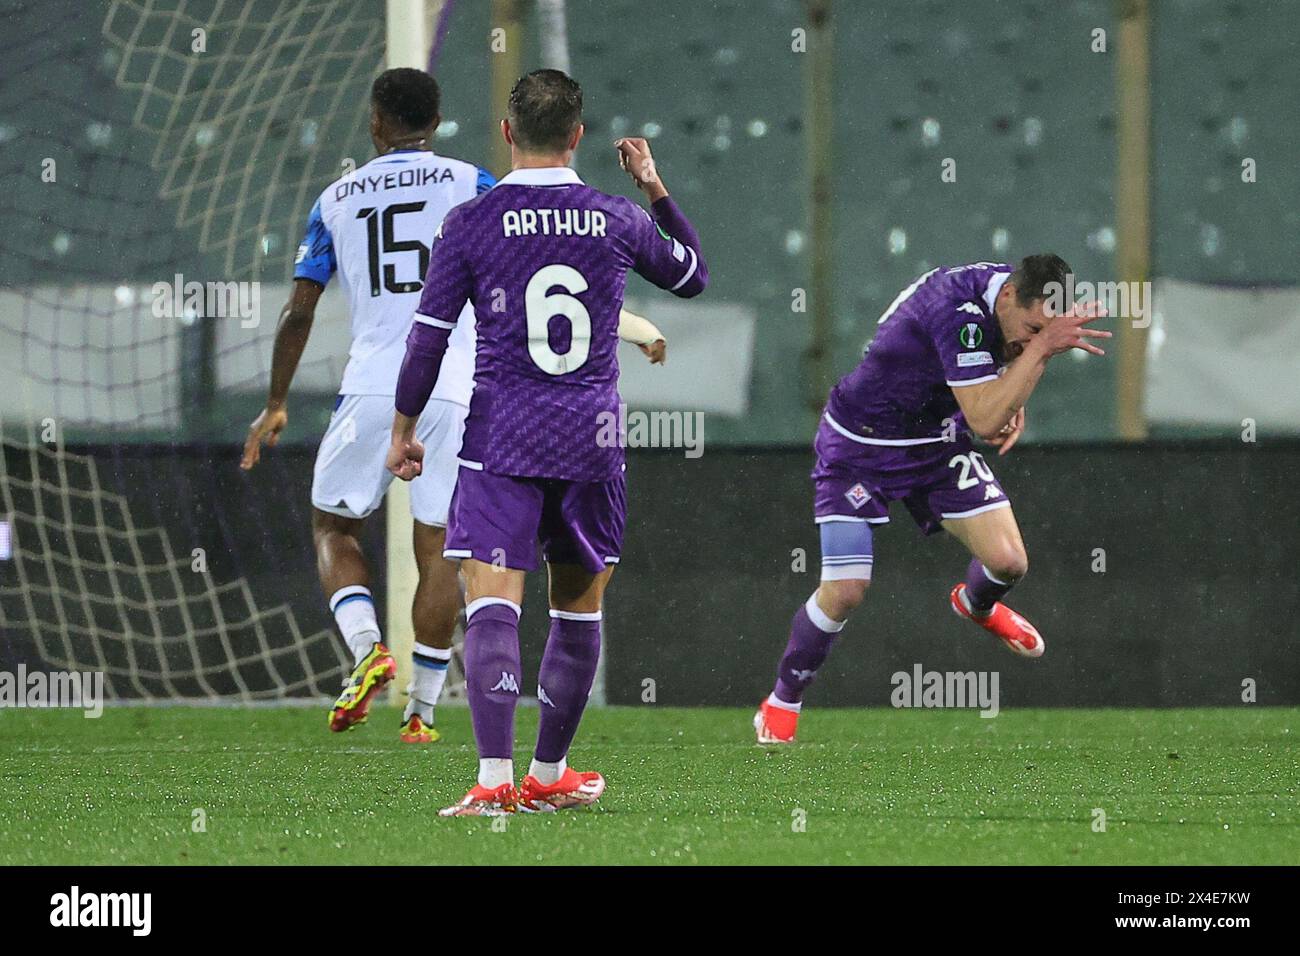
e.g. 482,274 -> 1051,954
962,559 -> 1016,615
772,594 -> 845,706
463,599 -> 523,760
464,599 -> 603,769
768,558 -> 1019,713
534,611 -> 603,764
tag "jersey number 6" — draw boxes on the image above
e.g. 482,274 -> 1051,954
525,264 -> 591,375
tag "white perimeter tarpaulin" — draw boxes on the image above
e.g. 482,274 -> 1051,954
1146,279 -> 1300,430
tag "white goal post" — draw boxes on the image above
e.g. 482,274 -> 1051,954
383,0 -> 443,702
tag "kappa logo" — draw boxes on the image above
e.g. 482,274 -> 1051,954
957,302 -> 983,316
844,482 -> 871,509
983,484 -> 1002,500
958,322 -> 983,348
537,684 -> 554,707
790,669 -> 816,682
490,671 -> 520,694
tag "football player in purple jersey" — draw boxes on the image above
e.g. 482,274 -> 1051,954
387,70 -> 708,814
755,257 -> 1108,743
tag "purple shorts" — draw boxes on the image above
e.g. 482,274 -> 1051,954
443,466 -> 626,574
811,416 -> 1009,535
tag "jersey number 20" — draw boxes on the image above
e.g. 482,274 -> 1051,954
356,202 -> 429,297
948,451 -> 995,490
526,264 -> 590,375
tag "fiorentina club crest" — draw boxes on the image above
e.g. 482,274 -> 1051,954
844,482 -> 871,510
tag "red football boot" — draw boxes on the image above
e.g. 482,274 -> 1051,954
753,697 -> 799,744
950,583 -> 1045,658
438,782 -> 518,817
517,767 -> 606,812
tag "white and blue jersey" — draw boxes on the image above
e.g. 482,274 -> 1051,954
295,149 -> 495,404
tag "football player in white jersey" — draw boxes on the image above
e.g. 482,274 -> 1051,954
241,68 -> 667,742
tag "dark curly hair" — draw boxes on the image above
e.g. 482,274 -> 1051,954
371,68 -> 441,135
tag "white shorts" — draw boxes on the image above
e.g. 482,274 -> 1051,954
311,394 -> 467,527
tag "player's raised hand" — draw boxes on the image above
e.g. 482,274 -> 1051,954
240,405 -> 288,470
615,137 -> 667,201
385,435 -> 425,482
638,339 -> 667,365
1036,300 -> 1111,358
617,309 -> 667,364
989,406 -> 1025,456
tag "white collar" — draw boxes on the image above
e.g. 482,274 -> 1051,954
497,167 -> 584,187
982,271 -> 1011,314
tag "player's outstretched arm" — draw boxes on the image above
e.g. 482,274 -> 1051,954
953,301 -> 1110,441
240,278 -> 323,470
616,137 -> 709,298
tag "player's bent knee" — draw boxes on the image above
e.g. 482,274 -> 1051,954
817,577 -> 869,620
985,548 -> 1028,584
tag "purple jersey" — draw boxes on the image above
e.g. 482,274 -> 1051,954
824,262 -> 1013,445
411,166 -> 706,481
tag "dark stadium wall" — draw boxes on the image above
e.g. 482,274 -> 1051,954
605,443 -> 1300,709
6,442 -> 1296,708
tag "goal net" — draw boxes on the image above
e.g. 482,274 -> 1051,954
0,0 -> 468,702
101,0 -> 385,283
0,420 -> 340,700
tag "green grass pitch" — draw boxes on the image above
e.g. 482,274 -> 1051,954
2,706 -> 1295,865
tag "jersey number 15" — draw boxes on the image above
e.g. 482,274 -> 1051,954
356,202 -> 429,297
